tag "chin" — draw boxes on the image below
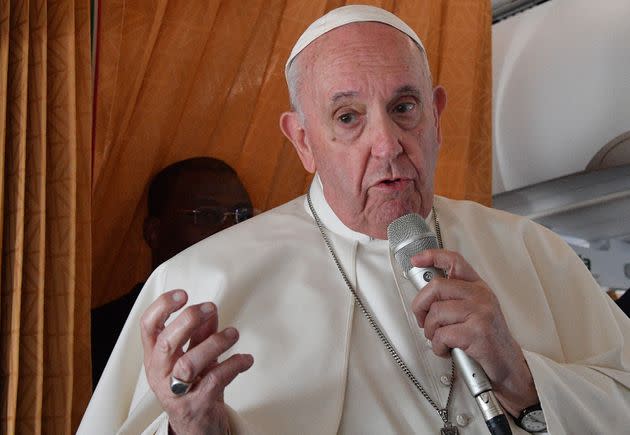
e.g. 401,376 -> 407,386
376,198 -> 419,226
361,193 -> 424,238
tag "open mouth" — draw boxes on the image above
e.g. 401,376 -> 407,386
376,177 -> 410,189
381,178 -> 401,185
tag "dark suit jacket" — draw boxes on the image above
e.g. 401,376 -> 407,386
91,282 -> 144,388
617,289 -> 630,318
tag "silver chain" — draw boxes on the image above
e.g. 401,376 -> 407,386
306,193 -> 455,427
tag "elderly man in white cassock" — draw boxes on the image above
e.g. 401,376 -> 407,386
79,5 -> 630,435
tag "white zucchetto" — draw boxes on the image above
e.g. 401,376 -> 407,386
285,5 -> 425,81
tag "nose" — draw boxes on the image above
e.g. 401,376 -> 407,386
369,111 -> 403,159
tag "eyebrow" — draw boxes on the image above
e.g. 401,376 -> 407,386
331,91 -> 359,104
394,85 -> 422,99
330,86 -> 422,105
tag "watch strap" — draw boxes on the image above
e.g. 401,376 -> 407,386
515,402 -> 546,433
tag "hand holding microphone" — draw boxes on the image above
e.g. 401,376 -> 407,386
388,214 -> 539,435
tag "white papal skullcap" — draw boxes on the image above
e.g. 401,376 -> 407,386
285,5 -> 425,80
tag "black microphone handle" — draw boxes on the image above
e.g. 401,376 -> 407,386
407,265 -> 512,435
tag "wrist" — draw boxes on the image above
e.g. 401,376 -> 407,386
496,389 -> 539,418
168,421 -> 231,435
494,356 -> 539,416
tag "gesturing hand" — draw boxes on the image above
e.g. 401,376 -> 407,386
140,289 -> 254,435
410,249 -> 538,416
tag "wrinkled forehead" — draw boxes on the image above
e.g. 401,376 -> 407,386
300,23 -> 427,92
285,5 -> 425,81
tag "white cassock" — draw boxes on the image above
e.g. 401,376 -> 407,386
79,176 -> 630,435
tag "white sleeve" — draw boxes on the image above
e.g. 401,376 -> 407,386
138,412 -> 168,435
134,406 -> 259,435
521,224 -> 630,434
78,268 -> 167,434
525,345 -> 630,434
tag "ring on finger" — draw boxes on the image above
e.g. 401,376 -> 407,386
170,376 -> 193,396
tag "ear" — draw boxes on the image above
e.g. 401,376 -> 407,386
143,216 -> 160,250
432,85 -> 447,144
280,111 -> 316,173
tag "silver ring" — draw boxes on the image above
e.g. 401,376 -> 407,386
170,376 -> 193,396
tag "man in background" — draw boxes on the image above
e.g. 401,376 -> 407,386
91,157 -> 253,386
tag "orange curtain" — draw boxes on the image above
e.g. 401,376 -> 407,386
92,0 -> 492,309
0,1 -> 92,434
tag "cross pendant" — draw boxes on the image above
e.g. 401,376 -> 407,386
440,424 -> 459,435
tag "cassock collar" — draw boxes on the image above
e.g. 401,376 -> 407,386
305,174 -> 435,244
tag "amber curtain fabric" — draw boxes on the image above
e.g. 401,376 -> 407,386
92,0 -> 492,309
0,1 -> 92,434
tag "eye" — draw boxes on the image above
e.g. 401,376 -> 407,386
196,207 -> 223,221
338,112 -> 356,124
393,102 -> 415,114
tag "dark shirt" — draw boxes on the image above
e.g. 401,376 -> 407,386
616,289 -> 630,318
91,282 -> 144,389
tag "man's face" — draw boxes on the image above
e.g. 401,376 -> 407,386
282,22 -> 446,239
152,170 -> 252,265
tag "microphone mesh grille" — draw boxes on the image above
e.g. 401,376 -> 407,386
387,213 -> 438,274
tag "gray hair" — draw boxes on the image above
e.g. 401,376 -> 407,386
286,55 -> 305,118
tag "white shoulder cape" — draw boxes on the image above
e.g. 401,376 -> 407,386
78,193 -> 630,434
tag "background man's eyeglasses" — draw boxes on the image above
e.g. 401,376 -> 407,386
177,206 -> 254,226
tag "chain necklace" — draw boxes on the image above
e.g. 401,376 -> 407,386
306,193 -> 458,435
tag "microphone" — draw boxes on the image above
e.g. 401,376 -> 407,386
387,213 -> 512,435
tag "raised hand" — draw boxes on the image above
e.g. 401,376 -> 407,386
140,289 -> 254,434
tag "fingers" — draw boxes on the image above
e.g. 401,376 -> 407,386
411,249 -> 480,282
408,250 -> 504,361
194,353 -> 254,400
422,299 -> 474,339
429,323 -> 474,357
139,291 -> 254,434
171,327 -> 241,383
410,250 -> 528,400
412,277 -> 483,327
189,303 -> 219,348
170,330 -> 254,405
141,290 -> 188,361
152,302 -> 217,378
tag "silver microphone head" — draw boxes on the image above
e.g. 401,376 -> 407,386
387,213 -> 438,275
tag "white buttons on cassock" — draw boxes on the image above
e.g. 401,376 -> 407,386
426,338 -> 432,348
439,375 -> 451,386
455,414 -> 469,427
